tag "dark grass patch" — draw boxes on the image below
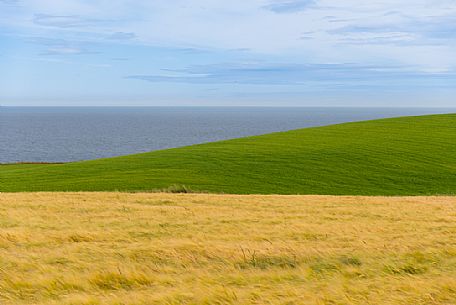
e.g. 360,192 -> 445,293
309,260 -> 339,274
236,248 -> 298,269
90,272 -> 152,290
384,263 -> 427,275
338,255 -> 362,266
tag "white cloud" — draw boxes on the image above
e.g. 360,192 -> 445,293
1,0 -> 456,71
262,0 -> 315,14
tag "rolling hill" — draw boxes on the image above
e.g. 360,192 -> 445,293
2,114 -> 455,194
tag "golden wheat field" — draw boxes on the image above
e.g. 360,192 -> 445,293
0,193 -> 455,305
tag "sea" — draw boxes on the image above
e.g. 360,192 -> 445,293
1,107 -> 454,163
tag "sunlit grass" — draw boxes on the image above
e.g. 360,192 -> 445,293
0,193 -> 455,304
3,114 -> 456,195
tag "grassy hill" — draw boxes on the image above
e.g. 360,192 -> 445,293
2,113 -> 456,194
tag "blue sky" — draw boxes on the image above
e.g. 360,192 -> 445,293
1,0 -> 455,106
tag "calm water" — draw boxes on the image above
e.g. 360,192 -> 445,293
1,107 -> 454,163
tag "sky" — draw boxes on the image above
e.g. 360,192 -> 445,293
1,0 -> 455,107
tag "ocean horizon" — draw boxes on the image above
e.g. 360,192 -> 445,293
1,106 -> 454,164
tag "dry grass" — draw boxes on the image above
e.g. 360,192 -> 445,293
0,193 -> 455,305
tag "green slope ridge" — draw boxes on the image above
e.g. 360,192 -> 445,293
2,114 -> 456,194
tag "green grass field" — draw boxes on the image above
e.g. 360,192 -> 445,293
2,114 -> 456,194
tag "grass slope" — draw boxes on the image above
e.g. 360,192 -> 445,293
2,114 -> 456,194
1,193 -> 455,304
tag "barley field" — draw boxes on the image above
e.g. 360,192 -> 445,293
0,193 -> 455,304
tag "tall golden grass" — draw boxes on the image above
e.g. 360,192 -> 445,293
0,193 -> 455,304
